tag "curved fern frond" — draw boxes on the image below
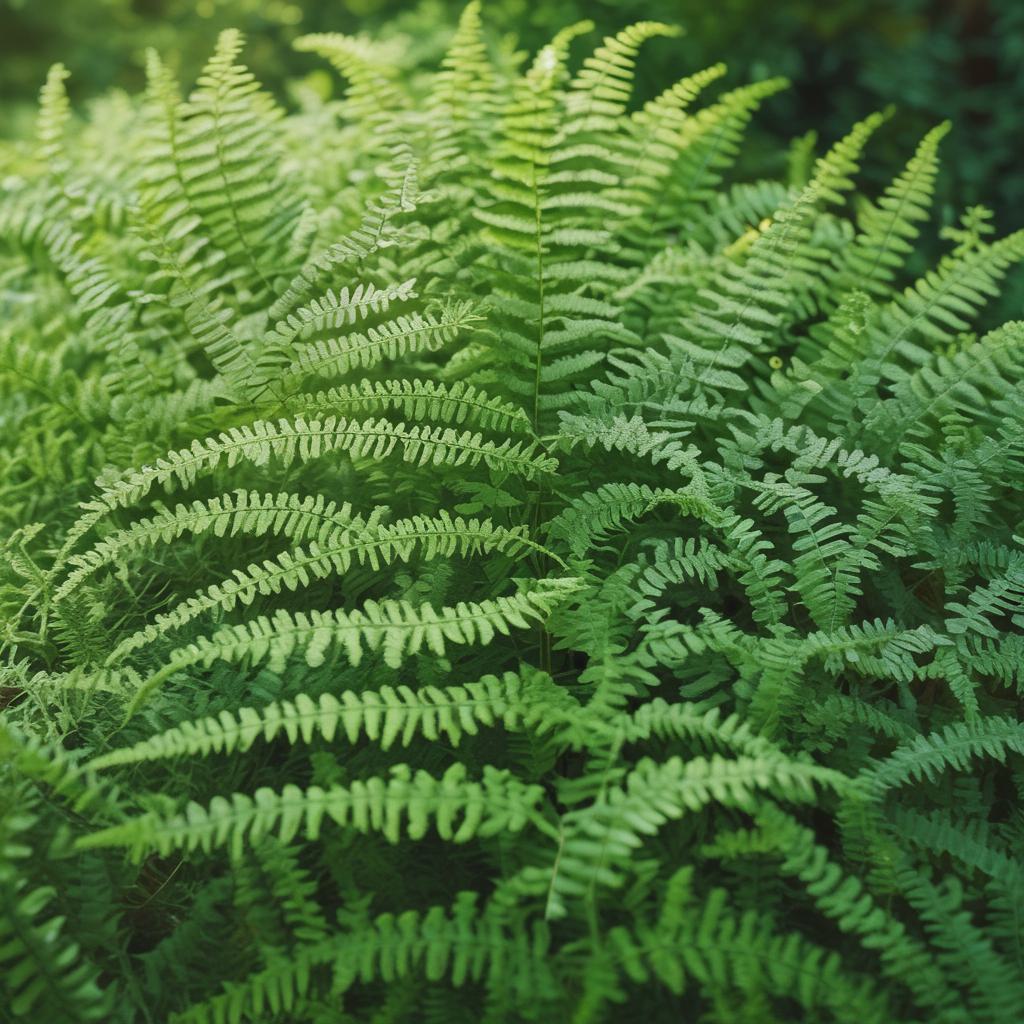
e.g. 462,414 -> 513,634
265,154 -> 421,326
543,754 -> 849,917
170,893 -> 553,1024
754,804 -> 964,1017
611,876 -> 892,1023
177,30 -> 303,293
546,481 -> 714,558
55,491 -> 372,603
0,868 -> 113,1022
837,122 -> 950,296
293,31 -> 405,136
89,669 -> 552,769
273,303 -> 483,395
77,764 -> 548,859
126,576 -> 581,714
862,717 -> 1024,795
107,514 -> 549,661
285,378 -> 532,434
77,414 -> 559,522
657,77 -> 789,219
565,22 -> 680,135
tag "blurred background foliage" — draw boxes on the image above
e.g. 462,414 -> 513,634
1,0 -> 1021,266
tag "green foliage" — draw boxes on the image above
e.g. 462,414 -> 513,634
1,7 -> 1023,1022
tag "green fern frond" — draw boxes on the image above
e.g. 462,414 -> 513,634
55,491 -> 372,603
610,878 -> 892,1023
543,753 -> 848,916
170,893 -> 553,1024
77,763 -> 548,859
177,30 -> 303,294
35,63 -> 72,172
285,378 -> 532,434
754,804 -> 964,1017
863,717 -> 1024,794
107,513 -> 548,661
837,122 -> 950,296
293,31 -> 405,136
126,576 -> 581,713
546,481 -> 713,558
90,669 -> 552,769
265,153 -> 421,327
263,302 -> 483,395
80,413 -> 558,519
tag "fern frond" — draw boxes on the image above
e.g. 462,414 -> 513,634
170,893 -> 552,1024
77,764 -> 547,859
611,878 -> 892,1023
837,122 -> 950,296
264,302 -> 483,395
658,77 -> 789,217
126,577 -> 581,713
79,414 -> 558,521
55,491 -> 372,603
887,806 -> 1023,886
863,321 -> 1024,450
265,154 -> 421,326
565,22 -> 680,135
293,32 -> 405,136
863,717 -> 1024,794
546,481 -> 714,558
90,670 -> 551,769
0,771 -> 112,1023
35,63 -> 72,172
894,867 -> 1024,1023
0,874 -> 113,1021
107,513 -> 547,661
177,30 -> 303,294
285,378 -> 532,434
755,804 -> 964,1017
543,754 -> 848,916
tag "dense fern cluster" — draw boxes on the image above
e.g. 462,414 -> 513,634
2,6 -> 1024,1021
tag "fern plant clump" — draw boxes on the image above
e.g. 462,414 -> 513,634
2,6 -> 1024,1022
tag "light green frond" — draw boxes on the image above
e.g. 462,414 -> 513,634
78,413 -> 558,521
543,754 -> 849,917
264,302 -> 483,394
55,491 -> 370,603
566,22 -> 681,131
839,122 -> 950,296
126,576 -> 581,713
285,378 -> 532,434
293,32 -> 405,133
90,669 -> 551,768
35,63 -> 72,171
77,763 -> 547,859
177,30 -> 303,293
266,155 -> 421,326
546,482 -> 713,558
107,513 -> 546,661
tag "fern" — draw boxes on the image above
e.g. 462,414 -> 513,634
3,10 -> 1024,1023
